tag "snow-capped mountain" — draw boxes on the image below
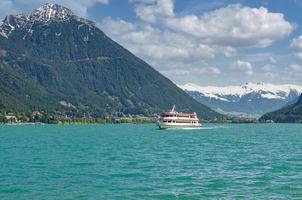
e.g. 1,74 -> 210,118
0,3 -> 95,39
181,83 -> 302,117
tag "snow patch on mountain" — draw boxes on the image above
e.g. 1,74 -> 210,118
181,82 -> 302,101
180,82 -> 302,117
32,3 -> 74,22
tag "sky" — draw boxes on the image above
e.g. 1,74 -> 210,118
1,0 -> 302,86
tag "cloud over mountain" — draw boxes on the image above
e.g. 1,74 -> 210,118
100,1 -> 294,84
231,60 -> 254,75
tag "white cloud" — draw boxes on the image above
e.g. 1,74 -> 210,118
165,4 -> 294,48
289,63 -> 302,72
287,64 -> 302,78
269,56 -> 277,64
295,52 -> 302,60
162,66 -> 221,76
100,2 -> 296,84
231,60 -> 254,75
134,0 -> 174,23
261,64 -> 274,72
200,67 -> 221,75
130,0 -> 156,3
290,35 -> 302,60
290,35 -> 302,50
101,18 -> 135,35
241,52 -> 278,63
100,17 -> 217,65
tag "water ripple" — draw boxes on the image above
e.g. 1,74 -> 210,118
0,124 -> 302,199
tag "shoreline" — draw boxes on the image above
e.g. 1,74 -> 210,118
2,121 -> 301,126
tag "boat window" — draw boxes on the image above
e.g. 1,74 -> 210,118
163,120 -> 167,122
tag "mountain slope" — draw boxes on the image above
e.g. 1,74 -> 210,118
181,83 -> 302,117
0,3 -> 221,119
260,95 -> 302,122
0,61 -> 56,112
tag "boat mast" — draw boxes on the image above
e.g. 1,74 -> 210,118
171,104 -> 175,112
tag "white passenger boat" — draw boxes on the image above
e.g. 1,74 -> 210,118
157,105 -> 202,129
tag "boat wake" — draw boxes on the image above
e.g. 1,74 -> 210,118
199,126 -> 231,130
159,125 -> 231,131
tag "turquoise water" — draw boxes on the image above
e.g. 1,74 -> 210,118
0,124 -> 302,199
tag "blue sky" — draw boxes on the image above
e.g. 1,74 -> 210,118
1,0 -> 302,86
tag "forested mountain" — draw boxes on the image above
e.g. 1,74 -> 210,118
260,95 -> 302,123
0,3 -> 222,119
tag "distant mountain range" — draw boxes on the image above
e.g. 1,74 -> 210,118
181,83 -> 302,118
260,95 -> 302,122
0,3 -> 222,119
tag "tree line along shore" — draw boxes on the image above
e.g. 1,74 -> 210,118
0,112 -> 156,125
0,111 -> 263,125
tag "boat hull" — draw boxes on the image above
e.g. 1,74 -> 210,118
157,121 -> 202,129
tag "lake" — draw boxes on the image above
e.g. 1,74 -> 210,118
0,124 -> 302,199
